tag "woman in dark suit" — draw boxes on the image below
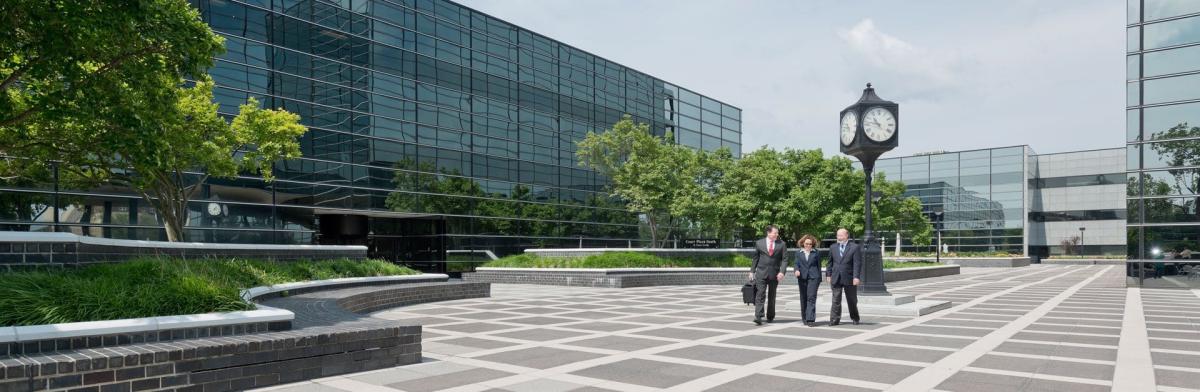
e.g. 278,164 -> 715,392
793,234 -> 822,327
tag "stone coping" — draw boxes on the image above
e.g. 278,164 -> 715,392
0,232 -> 366,251
527,248 -> 757,253
888,256 -> 1027,260
240,274 -> 448,301
476,266 -> 950,273
0,274 -> 447,345
466,265 -> 960,288
477,267 -> 750,273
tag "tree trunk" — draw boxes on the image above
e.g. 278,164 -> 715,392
646,213 -> 658,249
163,213 -> 185,242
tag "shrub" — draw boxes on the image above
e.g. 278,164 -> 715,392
0,258 -> 416,326
483,252 -> 752,268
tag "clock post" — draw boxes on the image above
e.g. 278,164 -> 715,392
839,83 -> 899,296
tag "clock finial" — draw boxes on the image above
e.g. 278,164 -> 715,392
866,82 -> 872,89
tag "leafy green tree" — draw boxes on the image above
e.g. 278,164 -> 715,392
102,80 -> 305,242
715,148 -> 930,246
0,0 -> 224,166
672,147 -> 735,239
0,1 -> 307,242
577,116 -> 687,247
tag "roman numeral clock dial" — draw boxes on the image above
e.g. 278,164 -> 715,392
863,107 -> 895,142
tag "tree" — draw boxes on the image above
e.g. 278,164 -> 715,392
100,80 -> 306,241
715,147 -> 930,247
671,147 -> 735,240
577,116 -> 688,247
0,1 -> 303,242
1061,236 -> 1081,255
0,0 -> 224,173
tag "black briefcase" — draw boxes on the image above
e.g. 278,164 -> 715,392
741,281 -> 755,305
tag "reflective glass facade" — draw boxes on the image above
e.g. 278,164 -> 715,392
863,147 -> 1127,258
1127,0 -> 1200,288
866,146 -> 1029,254
0,0 -> 741,263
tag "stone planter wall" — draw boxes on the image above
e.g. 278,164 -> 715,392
465,265 -> 961,288
0,275 -> 489,392
526,248 -> 757,260
1040,258 -> 1126,265
889,256 -> 1031,268
0,324 -> 419,392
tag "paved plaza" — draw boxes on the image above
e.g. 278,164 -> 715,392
253,265 -> 1200,391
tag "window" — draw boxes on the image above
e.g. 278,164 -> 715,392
1144,16 -> 1200,50
1144,73 -> 1200,104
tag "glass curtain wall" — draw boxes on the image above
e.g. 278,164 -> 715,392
865,146 -> 1027,255
1127,0 -> 1200,288
0,0 -> 743,260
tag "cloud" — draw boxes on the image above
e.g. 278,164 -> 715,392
837,19 -> 970,102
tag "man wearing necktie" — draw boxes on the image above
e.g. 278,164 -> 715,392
749,225 -> 788,325
827,228 -> 862,325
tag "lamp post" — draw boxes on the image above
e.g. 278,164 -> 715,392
1079,227 -> 1086,256
839,83 -> 899,296
932,211 -> 944,264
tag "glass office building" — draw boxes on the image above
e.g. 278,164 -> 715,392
865,146 -> 1127,258
1127,0 -> 1200,288
0,0 -> 742,264
866,146 -> 1031,255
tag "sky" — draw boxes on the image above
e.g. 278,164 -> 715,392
457,0 -> 1127,157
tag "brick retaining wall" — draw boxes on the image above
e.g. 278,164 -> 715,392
0,324 -> 420,392
0,279 -> 490,391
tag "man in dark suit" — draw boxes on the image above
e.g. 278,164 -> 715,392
793,234 -> 821,327
826,228 -> 862,326
750,225 -> 788,325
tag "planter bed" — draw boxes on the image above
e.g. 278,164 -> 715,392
465,265 -> 960,288
0,274 -> 492,392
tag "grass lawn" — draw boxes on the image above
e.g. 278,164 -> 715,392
0,258 -> 417,327
483,252 -> 753,268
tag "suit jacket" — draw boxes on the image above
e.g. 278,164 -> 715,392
827,241 -> 863,285
751,238 -> 788,280
794,249 -> 822,280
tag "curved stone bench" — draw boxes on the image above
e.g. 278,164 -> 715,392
260,281 -> 490,329
0,274 -> 448,357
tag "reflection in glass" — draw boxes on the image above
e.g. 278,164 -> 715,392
1143,169 -> 1200,197
1144,73 -> 1200,105
1145,0 -> 1200,22
1144,16 -> 1200,50
1143,134 -> 1200,170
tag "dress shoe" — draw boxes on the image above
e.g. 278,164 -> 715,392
753,319 -> 763,326
805,322 -> 815,327
852,320 -> 860,325
766,318 -> 774,323
829,320 -> 840,326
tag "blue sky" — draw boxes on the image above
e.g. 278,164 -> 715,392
458,0 -> 1126,157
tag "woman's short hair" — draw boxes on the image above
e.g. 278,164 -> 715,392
797,234 -> 818,247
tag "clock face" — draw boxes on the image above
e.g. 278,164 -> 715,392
840,111 -> 858,146
863,107 -> 896,142
207,203 -> 222,216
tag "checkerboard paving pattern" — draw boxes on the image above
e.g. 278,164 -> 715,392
252,265 -> 1200,391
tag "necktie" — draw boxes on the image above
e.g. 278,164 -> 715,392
840,243 -> 846,256
768,241 -> 774,256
